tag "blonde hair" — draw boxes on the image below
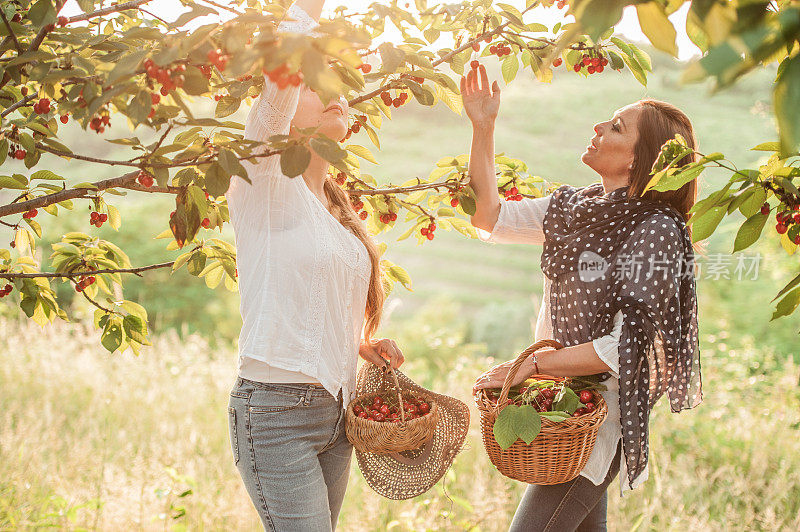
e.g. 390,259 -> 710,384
323,178 -> 385,341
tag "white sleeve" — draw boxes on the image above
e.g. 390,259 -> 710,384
476,195 -> 552,245
592,309 -> 623,379
245,4 -> 319,141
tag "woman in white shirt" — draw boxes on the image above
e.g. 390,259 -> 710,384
225,2 -> 404,530
466,64 -> 702,531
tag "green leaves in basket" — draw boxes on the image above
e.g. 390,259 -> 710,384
493,404 -> 542,450
540,411 -> 571,422
553,386 -> 581,415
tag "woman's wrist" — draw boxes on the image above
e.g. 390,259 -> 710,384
471,119 -> 495,132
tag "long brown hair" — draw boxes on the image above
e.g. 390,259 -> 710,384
627,99 -> 704,253
323,177 -> 385,341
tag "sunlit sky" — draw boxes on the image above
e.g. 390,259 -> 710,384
62,0 -> 700,61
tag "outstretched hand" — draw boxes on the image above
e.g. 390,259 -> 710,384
460,64 -> 501,127
359,338 -> 405,370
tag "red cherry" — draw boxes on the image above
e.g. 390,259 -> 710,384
14,149 -> 25,160
579,390 -> 594,403
596,65 -> 604,73
359,211 -> 368,220
379,404 -> 390,415
777,223 -> 788,234
60,114 -> 69,124
761,203 -> 770,215
470,60 -> 479,70
450,197 -> 459,207
575,407 -> 588,416
553,58 -> 563,67
489,45 -> 497,54
393,97 -> 402,107
573,63 -> 581,73
793,213 -> 800,224
794,234 -> 800,245
418,402 -> 430,414
426,232 -> 434,240
584,402 -> 595,412
472,43 -> 480,52
201,218 -> 210,228
389,212 -> 397,221
360,63 -> 372,74
421,227 -> 428,236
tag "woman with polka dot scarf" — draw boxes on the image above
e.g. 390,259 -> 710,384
464,65 -> 702,531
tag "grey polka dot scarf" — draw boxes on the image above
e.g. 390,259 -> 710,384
541,182 -> 702,489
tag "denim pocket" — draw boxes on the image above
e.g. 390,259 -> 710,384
249,389 -> 306,414
228,406 -> 240,465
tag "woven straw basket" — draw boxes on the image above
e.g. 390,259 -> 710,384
475,339 -> 608,485
345,367 -> 439,454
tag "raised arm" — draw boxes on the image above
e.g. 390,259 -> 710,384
244,1 -> 323,142
461,64 -> 502,232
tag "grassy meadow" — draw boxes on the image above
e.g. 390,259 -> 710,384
2,49 -> 800,530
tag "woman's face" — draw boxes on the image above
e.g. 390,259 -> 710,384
581,104 -> 642,189
291,87 -> 349,142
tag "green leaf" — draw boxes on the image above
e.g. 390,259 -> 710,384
378,42 -> 406,72
540,411 -> 571,422
501,55 -> 519,84
513,404 -> 541,444
31,170 -> 63,181
733,212 -> 767,253
771,286 -> 800,320
28,0 -> 57,27
690,203 -> 728,242
739,186 -> 766,218
773,56 -> 800,154
651,165 -> 704,192
101,319 -> 123,353
0,175 -> 29,190
553,386 -> 581,414
280,144 -> 311,177
573,0 -> 626,41
309,137 -> 347,163
127,91 -> 152,126
493,406 -> 519,450
218,148 -> 247,178
636,2 -> 678,57
215,96 -> 241,118
188,251 -> 207,276
122,314 -> 148,344
204,162 -> 231,197
107,49 -> 148,85
121,300 -> 148,321
751,142 -> 780,152
346,144 -> 378,164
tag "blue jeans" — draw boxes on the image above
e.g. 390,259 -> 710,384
508,440 -> 622,532
227,378 -> 353,531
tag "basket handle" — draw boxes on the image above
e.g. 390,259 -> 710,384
386,366 -> 407,423
495,339 -> 564,411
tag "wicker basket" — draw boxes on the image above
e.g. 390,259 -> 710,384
345,367 -> 439,454
475,339 -> 608,485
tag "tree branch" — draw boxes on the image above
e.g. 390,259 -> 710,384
0,9 -> 22,54
61,0 -> 153,25
1,93 -> 36,118
1,261 -> 176,279
0,171 -> 141,218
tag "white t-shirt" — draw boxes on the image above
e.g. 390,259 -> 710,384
477,196 -> 648,496
225,4 -> 370,404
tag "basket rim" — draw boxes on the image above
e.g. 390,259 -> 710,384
346,398 -> 439,430
475,384 -> 608,431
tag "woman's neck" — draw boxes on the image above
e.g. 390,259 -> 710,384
302,153 -> 329,206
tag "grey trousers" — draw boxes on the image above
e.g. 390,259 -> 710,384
508,440 -> 622,532
228,378 -> 352,532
